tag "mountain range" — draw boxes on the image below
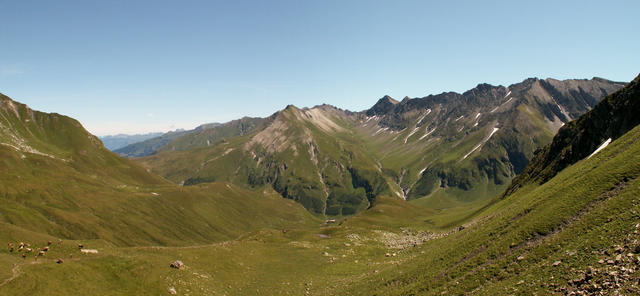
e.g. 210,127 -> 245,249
99,132 -> 164,151
1,73 -> 639,295
132,77 -> 624,216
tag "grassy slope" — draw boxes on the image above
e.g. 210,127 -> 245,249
343,116 -> 640,295
506,73 -> 640,195
141,106 -> 396,216
140,78 -> 622,220
0,94 -> 318,247
1,91 -> 639,294
4,122 -> 638,294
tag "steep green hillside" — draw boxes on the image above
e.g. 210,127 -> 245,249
0,93 -> 318,246
2,75 -> 638,295
341,74 -> 640,295
506,73 -> 640,195
141,77 -> 623,215
142,105 -> 397,215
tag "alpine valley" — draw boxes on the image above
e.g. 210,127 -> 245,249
1,73 -> 640,295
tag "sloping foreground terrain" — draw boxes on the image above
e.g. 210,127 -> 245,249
0,74 -> 637,295
140,77 -> 623,216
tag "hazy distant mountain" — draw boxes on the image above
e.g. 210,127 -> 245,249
99,132 -> 163,151
113,129 -> 192,158
140,77 -> 625,215
114,119 -> 264,158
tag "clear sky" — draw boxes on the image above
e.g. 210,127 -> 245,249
1,0 -> 638,136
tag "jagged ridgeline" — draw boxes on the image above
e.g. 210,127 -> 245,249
505,73 -> 640,196
140,77 -> 624,215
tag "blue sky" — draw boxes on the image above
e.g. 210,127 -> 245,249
1,0 -> 638,136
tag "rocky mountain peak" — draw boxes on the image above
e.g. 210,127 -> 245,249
366,95 -> 399,116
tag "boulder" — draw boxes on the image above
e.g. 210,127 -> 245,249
170,260 -> 184,269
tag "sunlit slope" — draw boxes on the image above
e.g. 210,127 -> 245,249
1,76 -> 636,295
506,73 -> 640,195
0,93 -> 317,246
6,124 -> 639,296
142,105 -> 397,216
141,77 -> 623,215
338,75 -> 640,295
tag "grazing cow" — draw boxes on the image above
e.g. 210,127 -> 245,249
43,246 -> 49,252
56,258 -> 63,264
47,241 -> 52,246
78,244 -> 84,249
21,253 -> 26,259
25,248 -> 32,253
38,251 -> 45,256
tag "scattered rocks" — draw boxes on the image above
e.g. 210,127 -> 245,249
168,287 -> 177,295
561,235 -> 640,295
170,260 -> 184,269
375,229 -> 450,249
